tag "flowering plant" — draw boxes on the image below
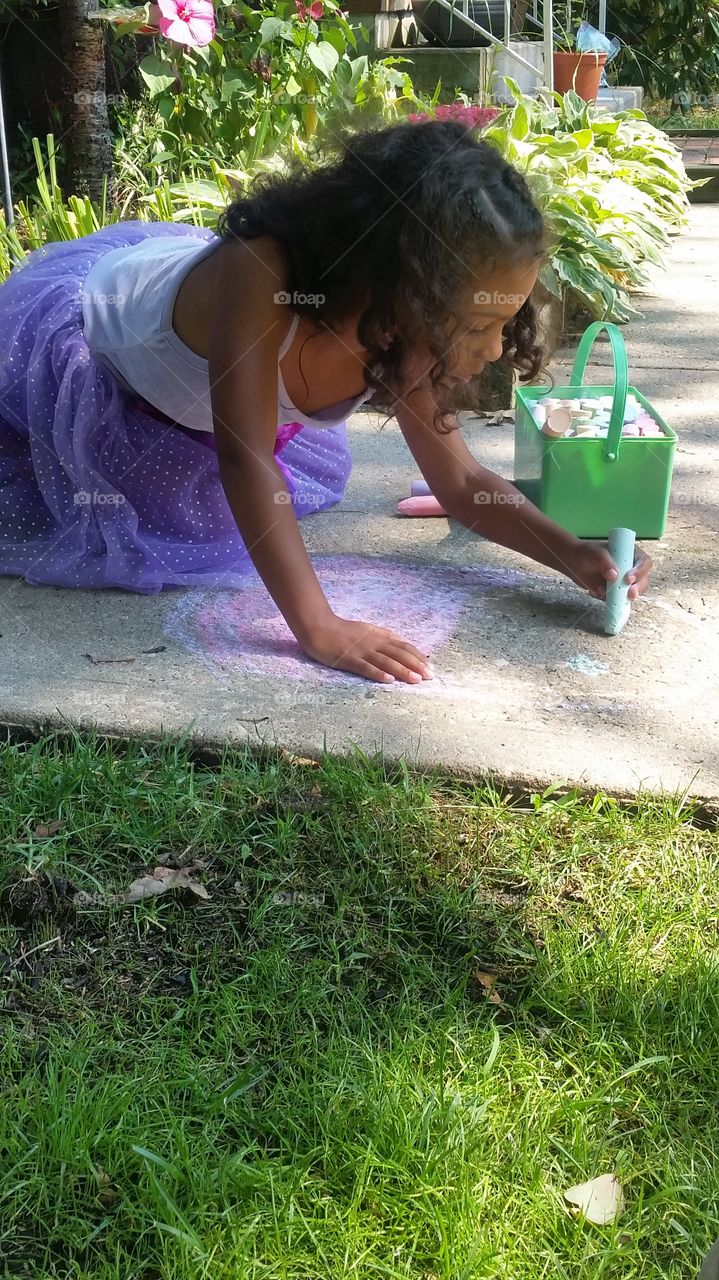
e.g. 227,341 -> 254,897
100,0 -> 434,176
407,103 -> 499,128
153,0 -> 216,46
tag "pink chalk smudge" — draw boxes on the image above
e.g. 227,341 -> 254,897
164,554 -> 533,688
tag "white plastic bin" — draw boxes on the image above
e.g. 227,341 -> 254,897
594,85 -> 644,113
490,39 -> 544,102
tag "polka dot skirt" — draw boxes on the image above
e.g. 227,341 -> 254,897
0,221 -> 354,593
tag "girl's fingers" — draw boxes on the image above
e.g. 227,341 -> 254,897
368,629 -> 432,672
379,641 -> 433,678
352,655 -> 423,685
380,631 -> 432,667
352,659 -> 396,684
625,549 -> 653,597
352,639 -> 433,684
369,652 -> 425,684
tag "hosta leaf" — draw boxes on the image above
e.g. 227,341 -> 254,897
510,103 -> 529,141
539,261 -> 562,298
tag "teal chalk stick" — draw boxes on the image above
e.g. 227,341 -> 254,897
604,527 -> 636,635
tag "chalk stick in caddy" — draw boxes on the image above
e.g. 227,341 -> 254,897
604,527 -> 636,636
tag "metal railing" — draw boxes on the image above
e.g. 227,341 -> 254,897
394,0 -> 554,90
392,0 -> 608,93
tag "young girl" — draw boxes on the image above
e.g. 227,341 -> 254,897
0,119 -> 652,684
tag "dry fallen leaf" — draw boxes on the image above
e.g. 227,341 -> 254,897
279,749 -> 320,767
564,1173 -> 625,1225
474,969 -> 503,1005
125,866 -> 211,905
31,820 -> 63,838
93,1165 -> 118,1207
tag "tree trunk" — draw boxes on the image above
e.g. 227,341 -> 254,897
58,0 -> 115,204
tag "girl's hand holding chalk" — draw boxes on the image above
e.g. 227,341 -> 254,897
300,616 -> 434,685
565,539 -> 653,602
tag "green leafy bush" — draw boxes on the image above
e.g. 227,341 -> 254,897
99,0 -> 431,183
483,83 -> 694,322
2,79 -> 695,334
606,0 -> 719,102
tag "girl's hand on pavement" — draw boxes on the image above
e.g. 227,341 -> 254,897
301,616 -> 434,684
567,540 -> 654,602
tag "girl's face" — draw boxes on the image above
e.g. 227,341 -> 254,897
400,257 -> 540,392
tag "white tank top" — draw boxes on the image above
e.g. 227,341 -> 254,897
80,234 -> 372,432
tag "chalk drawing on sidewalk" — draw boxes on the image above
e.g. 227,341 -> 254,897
564,654 -> 610,677
163,555 -> 538,695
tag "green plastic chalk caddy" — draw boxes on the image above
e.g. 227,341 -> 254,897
513,321 -> 677,539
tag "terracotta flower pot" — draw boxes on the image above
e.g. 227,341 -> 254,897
553,51 -> 607,101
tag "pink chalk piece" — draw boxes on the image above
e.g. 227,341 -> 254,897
635,413 -> 663,436
397,495 -> 448,517
410,479 -> 433,497
543,407 -> 573,437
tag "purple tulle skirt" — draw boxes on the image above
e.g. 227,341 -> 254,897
0,221 -> 352,593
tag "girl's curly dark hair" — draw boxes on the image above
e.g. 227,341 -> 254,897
217,119 -> 548,432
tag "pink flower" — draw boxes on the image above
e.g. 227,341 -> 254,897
295,0 -> 323,18
408,103 -> 499,129
156,0 -> 216,47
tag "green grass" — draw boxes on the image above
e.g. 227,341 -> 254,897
643,102 -> 719,131
1,732 -> 718,1280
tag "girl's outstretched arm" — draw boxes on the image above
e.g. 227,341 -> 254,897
208,239 -> 433,683
395,386 -> 653,602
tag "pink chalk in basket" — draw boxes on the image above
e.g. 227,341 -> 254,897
636,413 -> 663,436
396,495 -> 448,517
542,406 -> 573,437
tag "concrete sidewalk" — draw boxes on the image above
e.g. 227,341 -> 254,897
2,206 -> 718,800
